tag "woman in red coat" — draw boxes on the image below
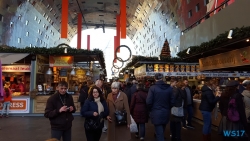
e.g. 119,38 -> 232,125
130,83 -> 148,141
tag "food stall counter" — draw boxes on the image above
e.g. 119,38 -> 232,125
33,94 -> 80,113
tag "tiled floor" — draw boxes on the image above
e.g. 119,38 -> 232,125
0,116 -> 223,141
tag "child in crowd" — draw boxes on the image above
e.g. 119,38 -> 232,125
0,86 -> 12,118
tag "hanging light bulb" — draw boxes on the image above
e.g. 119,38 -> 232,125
70,68 -> 76,75
64,48 -> 67,54
227,30 -> 233,39
186,48 -> 190,54
86,70 -> 90,76
46,68 -> 53,75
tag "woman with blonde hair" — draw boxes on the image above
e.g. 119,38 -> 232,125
106,82 -> 131,141
199,79 -> 221,141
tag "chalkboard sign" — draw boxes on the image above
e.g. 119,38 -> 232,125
60,69 -> 67,77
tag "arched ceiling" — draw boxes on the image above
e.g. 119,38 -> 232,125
37,0 -> 163,40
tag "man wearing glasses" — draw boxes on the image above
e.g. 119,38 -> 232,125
44,81 -> 76,141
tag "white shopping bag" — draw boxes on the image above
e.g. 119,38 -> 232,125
130,115 -> 138,133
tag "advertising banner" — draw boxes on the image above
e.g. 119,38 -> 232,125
0,97 -> 30,113
49,56 -> 74,67
199,46 -> 250,71
2,65 -> 30,72
146,72 -> 250,77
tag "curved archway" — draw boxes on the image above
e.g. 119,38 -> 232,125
70,28 -> 135,79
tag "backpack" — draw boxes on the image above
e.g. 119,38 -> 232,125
227,95 -> 240,122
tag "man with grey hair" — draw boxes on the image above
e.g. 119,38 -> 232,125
147,73 -> 175,141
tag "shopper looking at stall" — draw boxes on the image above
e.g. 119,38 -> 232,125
199,79 -> 220,141
44,81 -> 76,141
241,80 -> 250,138
182,79 -> 195,129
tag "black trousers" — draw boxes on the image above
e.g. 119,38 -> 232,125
51,128 -> 71,141
85,128 -> 102,141
170,121 -> 182,140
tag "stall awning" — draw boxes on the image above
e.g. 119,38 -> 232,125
0,53 -> 29,64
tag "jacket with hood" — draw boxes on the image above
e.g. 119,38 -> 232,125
242,90 -> 250,123
146,80 -> 175,125
199,85 -> 220,112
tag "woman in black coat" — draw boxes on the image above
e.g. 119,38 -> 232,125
81,86 -> 109,141
170,81 -> 187,141
199,79 -> 220,141
218,80 -> 248,141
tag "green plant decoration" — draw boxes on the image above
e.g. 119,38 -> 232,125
177,26 -> 250,58
0,46 -> 106,69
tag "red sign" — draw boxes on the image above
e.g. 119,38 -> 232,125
49,56 -> 74,67
2,65 -> 30,72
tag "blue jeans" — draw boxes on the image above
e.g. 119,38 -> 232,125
154,124 -> 166,141
139,123 -> 145,138
182,105 -> 193,126
1,101 -> 10,116
201,110 -> 211,134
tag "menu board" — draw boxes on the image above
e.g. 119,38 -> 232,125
154,64 -> 158,72
158,64 -> 164,72
60,69 -> 67,77
146,64 -> 154,72
175,65 -> 180,72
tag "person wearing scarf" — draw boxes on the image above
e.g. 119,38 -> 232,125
81,86 -> 109,141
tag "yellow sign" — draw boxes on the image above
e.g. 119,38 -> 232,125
199,46 -> 250,71
49,56 -> 74,67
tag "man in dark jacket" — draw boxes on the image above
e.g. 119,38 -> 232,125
123,79 -> 133,106
182,79 -> 195,129
44,81 -> 76,141
146,73 -> 175,141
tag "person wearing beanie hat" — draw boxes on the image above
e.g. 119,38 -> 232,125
146,73 -> 175,141
241,80 -> 250,138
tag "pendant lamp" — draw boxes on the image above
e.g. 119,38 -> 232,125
46,68 -> 53,75
70,68 -> 76,75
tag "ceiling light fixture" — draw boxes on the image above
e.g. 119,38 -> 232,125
246,39 -> 249,42
227,30 -> 233,39
70,68 -> 76,75
46,68 -> 53,75
186,48 -> 190,54
64,48 -> 67,54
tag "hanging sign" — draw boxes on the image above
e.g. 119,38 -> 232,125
49,56 -> 74,67
146,72 -> 250,77
2,65 -> 30,72
199,46 -> 250,71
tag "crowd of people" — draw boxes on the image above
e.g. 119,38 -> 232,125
43,75 -> 250,141
2,73 -> 249,141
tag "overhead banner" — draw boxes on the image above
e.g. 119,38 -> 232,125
49,56 -> 73,67
2,65 -> 30,72
146,72 -> 250,77
199,46 -> 250,71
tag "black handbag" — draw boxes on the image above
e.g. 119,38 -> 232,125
84,116 -> 103,130
114,110 -> 127,125
113,103 -> 127,126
